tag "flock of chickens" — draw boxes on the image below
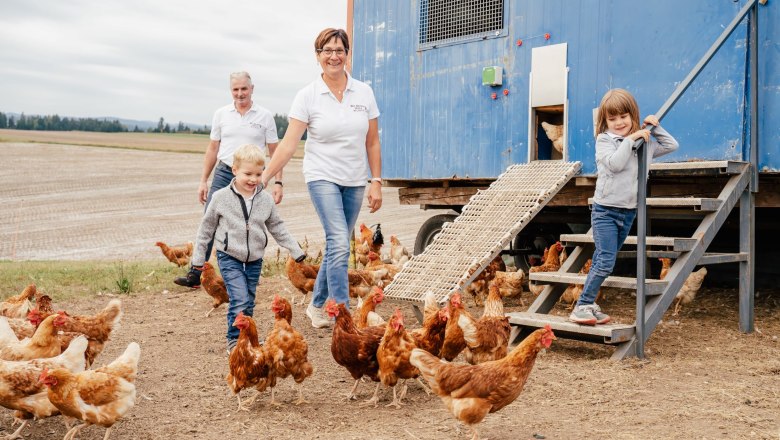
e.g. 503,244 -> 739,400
0,284 -> 134,440
152,225 -> 557,439
219,283 -> 555,440
0,224 -> 707,440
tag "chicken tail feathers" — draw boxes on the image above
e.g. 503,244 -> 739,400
409,348 -> 442,389
97,342 -> 140,382
103,299 -> 124,329
457,312 -> 478,348
60,335 -> 89,372
0,316 -> 20,345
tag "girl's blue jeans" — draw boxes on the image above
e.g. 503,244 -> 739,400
578,203 -> 636,306
217,251 -> 263,344
306,180 -> 365,308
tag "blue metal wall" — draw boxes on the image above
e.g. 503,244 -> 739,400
351,0 -> 778,178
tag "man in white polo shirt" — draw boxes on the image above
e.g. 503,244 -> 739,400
175,71 -> 282,288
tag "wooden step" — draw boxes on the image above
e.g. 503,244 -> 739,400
588,197 -> 721,211
616,251 -> 749,264
528,272 -> 668,295
649,160 -> 745,175
507,312 -> 635,344
560,234 -> 697,251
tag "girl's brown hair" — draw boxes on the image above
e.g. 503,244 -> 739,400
595,88 -> 641,137
314,28 -> 350,53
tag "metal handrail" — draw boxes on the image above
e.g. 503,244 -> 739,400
633,0 -> 761,358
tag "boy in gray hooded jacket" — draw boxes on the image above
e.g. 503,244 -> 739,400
190,144 -> 305,353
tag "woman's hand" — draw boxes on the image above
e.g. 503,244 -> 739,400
272,183 -> 283,204
642,114 -> 659,128
629,129 -> 650,143
367,181 -> 383,213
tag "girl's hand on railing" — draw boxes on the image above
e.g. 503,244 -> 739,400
642,115 -> 659,128
629,129 -> 650,143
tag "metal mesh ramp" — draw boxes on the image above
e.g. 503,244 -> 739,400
384,161 -> 582,305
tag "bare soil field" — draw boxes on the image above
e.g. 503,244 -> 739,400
1,282 -> 778,440
0,140 -> 778,439
0,142 -> 430,261
0,129 -> 210,153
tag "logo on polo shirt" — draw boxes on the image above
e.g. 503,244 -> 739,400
350,104 -> 368,113
249,122 -> 264,130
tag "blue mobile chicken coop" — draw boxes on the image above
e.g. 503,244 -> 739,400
349,0 -> 777,358
350,0 -> 777,265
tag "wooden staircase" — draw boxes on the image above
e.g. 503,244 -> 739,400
507,160 -> 755,360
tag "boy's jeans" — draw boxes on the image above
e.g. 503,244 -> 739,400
578,203 -> 636,306
306,180 -> 365,308
217,251 -> 263,344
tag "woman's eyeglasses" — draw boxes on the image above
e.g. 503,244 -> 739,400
317,48 -> 347,56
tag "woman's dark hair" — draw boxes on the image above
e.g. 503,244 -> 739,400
314,28 -> 350,53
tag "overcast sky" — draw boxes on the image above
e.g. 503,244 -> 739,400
0,0 -> 348,126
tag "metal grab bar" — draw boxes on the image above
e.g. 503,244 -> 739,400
633,0 -> 761,358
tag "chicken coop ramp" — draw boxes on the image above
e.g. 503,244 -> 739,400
384,161 -> 582,305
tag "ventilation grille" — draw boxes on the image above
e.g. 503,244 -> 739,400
419,0 -> 504,46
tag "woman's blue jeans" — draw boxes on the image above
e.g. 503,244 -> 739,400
578,203 -> 636,306
307,180 -> 365,308
217,251 -> 263,344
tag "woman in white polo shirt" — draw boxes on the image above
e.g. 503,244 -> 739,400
261,28 -> 382,328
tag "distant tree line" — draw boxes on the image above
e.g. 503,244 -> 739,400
0,112 -> 128,132
274,113 -> 306,140
0,112 -> 212,135
0,111 -> 297,138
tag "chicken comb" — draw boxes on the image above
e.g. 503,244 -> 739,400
38,367 -> 50,382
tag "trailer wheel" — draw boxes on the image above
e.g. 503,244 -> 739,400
414,214 -> 458,255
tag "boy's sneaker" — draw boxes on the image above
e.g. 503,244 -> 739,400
174,269 -> 201,289
226,340 -> 237,357
591,304 -> 611,324
306,302 -> 332,329
569,304 -> 598,325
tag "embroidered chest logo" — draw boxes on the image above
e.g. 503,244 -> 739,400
249,122 -> 264,130
350,104 -> 368,113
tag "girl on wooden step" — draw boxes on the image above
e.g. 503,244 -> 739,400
570,89 -> 679,325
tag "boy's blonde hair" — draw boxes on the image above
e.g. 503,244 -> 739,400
232,144 -> 265,168
595,88 -> 641,137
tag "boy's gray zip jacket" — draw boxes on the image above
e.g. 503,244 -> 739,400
592,125 -> 679,209
191,179 -> 304,266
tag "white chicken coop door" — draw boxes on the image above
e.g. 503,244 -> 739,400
528,43 -> 568,162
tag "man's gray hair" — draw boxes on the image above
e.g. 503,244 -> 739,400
230,71 -> 252,85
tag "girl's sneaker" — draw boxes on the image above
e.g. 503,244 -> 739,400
591,304 -> 611,324
569,305 -> 597,325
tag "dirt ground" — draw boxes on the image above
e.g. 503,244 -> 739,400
1,142 -> 779,439
1,282 -> 778,440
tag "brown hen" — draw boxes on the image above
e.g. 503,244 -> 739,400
201,262 -> 229,317
265,295 -> 314,406
411,325 -> 556,440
